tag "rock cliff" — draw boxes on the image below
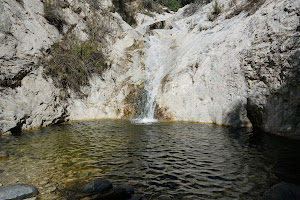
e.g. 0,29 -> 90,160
0,0 -> 299,137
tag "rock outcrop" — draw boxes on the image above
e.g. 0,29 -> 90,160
0,0 -> 299,137
152,0 -> 299,136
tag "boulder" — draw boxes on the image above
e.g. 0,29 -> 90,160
83,179 -> 112,194
157,195 -> 175,200
114,185 -> 134,195
88,189 -> 131,200
263,182 -> 300,200
131,194 -> 143,200
0,184 -> 38,200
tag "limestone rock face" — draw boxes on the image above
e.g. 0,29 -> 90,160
0,0 -> 299,137
242,0 -> 300,136
149,0 -> 299,135
0,0 -> 61,133
0,68 -> 67,133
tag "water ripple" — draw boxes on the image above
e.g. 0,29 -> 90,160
0,120 -> 300,199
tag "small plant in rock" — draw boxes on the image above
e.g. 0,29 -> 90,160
212,1 -> 221,15
157,0 -> 182,12
208,0 -> 222,21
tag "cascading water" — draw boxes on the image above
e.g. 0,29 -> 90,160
132,30 -> 175,124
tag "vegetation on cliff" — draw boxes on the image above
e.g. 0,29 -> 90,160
41,0 -> 110,95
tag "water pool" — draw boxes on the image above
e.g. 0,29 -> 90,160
0,120 -> 299,199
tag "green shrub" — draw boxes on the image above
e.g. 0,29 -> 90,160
157,0 -> 182,12
144,1 -> 153,10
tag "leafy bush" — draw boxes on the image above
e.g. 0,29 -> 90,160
157,0 -> 182,12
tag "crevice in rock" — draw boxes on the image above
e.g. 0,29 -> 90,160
0,66 -> 32,88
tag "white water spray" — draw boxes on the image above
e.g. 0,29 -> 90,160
132,31 -> 175,124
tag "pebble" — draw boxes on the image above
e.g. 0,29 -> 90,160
47,186 -> 57,193
0,151 -> 9,158
39,181 -> 48,185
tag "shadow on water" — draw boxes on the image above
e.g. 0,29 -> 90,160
1,120 -> 300,200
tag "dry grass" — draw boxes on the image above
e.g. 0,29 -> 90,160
208,1 -> 222,21
226,0 -> 266,19
43,39 -> 108,94
41,0 -> 113,95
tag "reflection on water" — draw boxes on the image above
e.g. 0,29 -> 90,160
0,120 -> 300,199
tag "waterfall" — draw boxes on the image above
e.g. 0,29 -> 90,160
132,31 -> 174,124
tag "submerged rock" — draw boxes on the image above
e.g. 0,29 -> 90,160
157,194 -> 175,200
83,179 -> 112,194
131,194 -> 143,200
263,182 -> 300,200
114,185 -> 134,195
0,150 -> 9,158
86,190 -> 131,200
0,184 -> 39,200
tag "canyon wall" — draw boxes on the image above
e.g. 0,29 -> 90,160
0,0 -> 299,137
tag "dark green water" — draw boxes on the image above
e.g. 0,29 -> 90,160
0,120 -> 300,199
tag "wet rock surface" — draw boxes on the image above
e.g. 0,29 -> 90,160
263,182 -> 300,200
83,179 -> 112,194
114,185 -> 134,195
130,194 -> 143,200
157,195 -> 174,200
80,180 -> 138,200
0,184 -> 38,200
